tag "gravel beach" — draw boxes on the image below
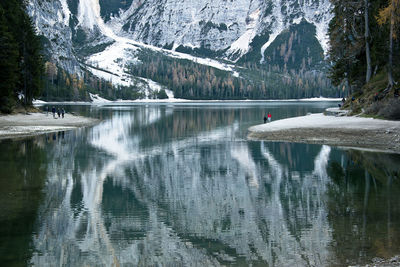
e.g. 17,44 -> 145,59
248,113 -> 400,153
0,112 -> 100,140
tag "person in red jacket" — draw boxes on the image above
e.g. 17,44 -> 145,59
267,112 -> 272,122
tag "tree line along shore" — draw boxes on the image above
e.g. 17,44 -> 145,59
1,0 -> 399,121
329,0 -> 400,120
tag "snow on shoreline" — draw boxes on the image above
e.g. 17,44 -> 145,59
0,113 -> 99,140
249,113 -> 400,133
33,97 -> 341,105
248,112 -> 400,153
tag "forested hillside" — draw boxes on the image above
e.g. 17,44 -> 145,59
0,0 -> 43,113
329,0 -> 400,119
1,0 -> 347,107
130,49 -> 337,100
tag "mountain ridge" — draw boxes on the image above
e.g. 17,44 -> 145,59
27,0 -> 340,100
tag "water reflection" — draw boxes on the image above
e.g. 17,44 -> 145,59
9,104 -> 397,266
0,139 -> 47,265
326,150 -> 400,266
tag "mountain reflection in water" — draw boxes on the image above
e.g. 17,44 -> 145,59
1,104 -> 398,267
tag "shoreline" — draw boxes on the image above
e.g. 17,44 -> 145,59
33,97 -> 341,105
248,113 -> 400,153
0,112 -> 100,140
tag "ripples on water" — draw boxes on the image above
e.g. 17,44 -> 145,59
0,102 -> 399,266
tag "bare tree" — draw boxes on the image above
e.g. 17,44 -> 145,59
365,0 -> 372,83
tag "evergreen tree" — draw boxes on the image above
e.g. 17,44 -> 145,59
328,0 -> 393,94
0,0 -> 44,112
328,0 -> 365,93
0,6 -> 19,113
20,13 -> 44,105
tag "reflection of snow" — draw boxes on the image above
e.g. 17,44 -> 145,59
31,107 -> 335,266
231,143 -> 259,187
260,142 -> 333,266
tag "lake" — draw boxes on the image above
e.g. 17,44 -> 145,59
0,102 -> 399,266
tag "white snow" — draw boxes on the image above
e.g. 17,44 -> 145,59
18,92 -> 24,100
293,17 -> 303,24
297,97 -> 341,102
227,9 -> 261,60
138,78 -> 175,100
0,126 -> 75,137
161,48 -> 237,74
89,93 -> 111,103
77,0 -> 237,87
77,0 -> 102,30
76,0 -> 239,88
0,113 -> 98,139
302,0 -> 333,55
86,41 -> 139,87
59,0 -> 71,25
260,0 -> 333,62
260,1 -> 284,63
249,113 -> 400,133
32,99 -> 47,104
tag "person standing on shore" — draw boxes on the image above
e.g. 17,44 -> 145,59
268,112 -> 272,122
263,114 -> 267,123
57,108 -> 60,118
52,106 -> 56,118
61,108 -> 65,118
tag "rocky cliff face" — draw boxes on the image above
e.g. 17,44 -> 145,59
28,0 -> 80,74
118,0 -> 332,61
27,0 -> 333,85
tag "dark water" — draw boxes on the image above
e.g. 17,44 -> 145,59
0,102 -> 399,266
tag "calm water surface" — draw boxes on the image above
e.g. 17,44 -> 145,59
0,102 -> 399,266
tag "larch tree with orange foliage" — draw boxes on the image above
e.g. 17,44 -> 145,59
377,0 -> 400,88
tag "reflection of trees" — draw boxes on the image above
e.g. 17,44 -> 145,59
0,139 -> 47,265
29,106 -> 340,266
28,105 -> 400,266
31,110 -> 227,266
132,107 -> 237,147
107,139 -> 335,266
326,150 -> 400,266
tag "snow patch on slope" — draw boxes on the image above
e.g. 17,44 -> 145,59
87,41 -> 140,86
139,78 -> 175,99
260,0 -> 332,62
59,0 -> 71,25
302,2 -> 333,56
77,0 -> 102,30
260,1 -> 285,63
227,9 -> 261,61
89,93 -> 111,103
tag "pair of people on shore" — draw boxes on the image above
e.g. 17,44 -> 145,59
58,108 -> 65,118
263,112 -> 272,123
50,106 -> 65,119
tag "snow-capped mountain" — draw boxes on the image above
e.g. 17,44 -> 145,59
28,0 -> 332,86
120,0 -> 332,61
